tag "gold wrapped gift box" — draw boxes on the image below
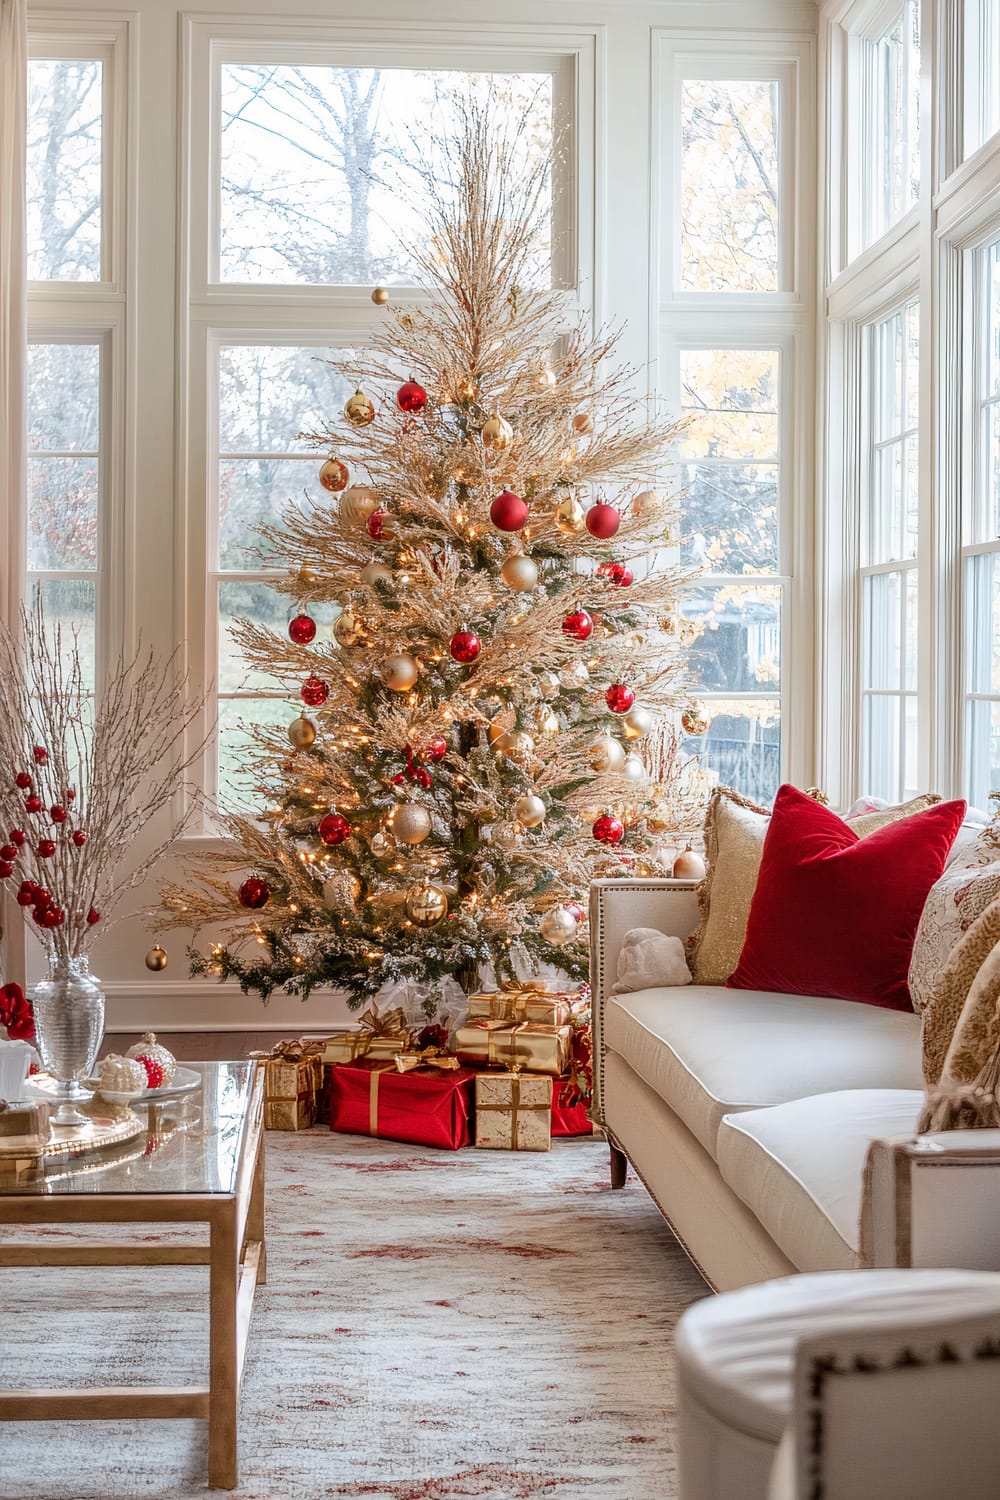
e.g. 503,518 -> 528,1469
475,1071 -> 551,1151
320,1002 -> 413,1064
452,1019 -> 573,1077
466,985 -> 583,1027
252,1040 -> 324,1131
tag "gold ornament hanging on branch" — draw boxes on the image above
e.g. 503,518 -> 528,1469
144,944 -> 168,972
371,286 -> 390,306
345,389 -> 375,427
405,882 -> 448,927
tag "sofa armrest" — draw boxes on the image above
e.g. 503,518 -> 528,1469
861,1130 -> 1000,1269
588,877 -> 700,1128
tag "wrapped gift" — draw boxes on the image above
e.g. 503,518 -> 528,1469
320,1001 -> 413,1063
467,991 -> 516,1022
316,1063 -> 335,1126
551,1078 -> 593,1137
251,1039 -> 324,1130
511,993 -> 574,1026
328,1057 -> 476,1149
451,1019 -> 573,1077
467,985 -> 580,1027
476,1071 -> 551,1151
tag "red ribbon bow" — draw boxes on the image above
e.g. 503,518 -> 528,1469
392,745 -> 433,789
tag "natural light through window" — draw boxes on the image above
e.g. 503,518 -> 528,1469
858,1 -> 920,252
26,58 -> 103,282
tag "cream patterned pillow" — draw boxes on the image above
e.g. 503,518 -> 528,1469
689,787 -> 944,986
921,898 -> 1000,1084
909,823 -> 1000,1014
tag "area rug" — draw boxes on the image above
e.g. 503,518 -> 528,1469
1,1131 -> 707,1500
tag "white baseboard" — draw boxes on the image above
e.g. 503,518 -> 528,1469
100,979 -> 358,1033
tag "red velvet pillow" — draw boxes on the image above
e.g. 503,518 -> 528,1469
727,784 -> 966,1011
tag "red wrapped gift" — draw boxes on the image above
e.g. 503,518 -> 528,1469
551,1078 -> 593,1137
316,1062 -> 335,1126
328,1057 -> 476,1150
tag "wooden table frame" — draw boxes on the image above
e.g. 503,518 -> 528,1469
0,1069 -> 265,1490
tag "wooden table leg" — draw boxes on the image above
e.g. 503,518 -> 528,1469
208,1200 -> 239,1489
246,1131 -> 266,1286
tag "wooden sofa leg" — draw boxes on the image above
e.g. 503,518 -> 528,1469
609,1142 -> 628,1189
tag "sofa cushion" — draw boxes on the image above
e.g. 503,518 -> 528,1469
910,823 -> 1000,1014
603,987 -> 923,1157
717,1089 -> 924,1271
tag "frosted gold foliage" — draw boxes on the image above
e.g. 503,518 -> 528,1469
161,92 -> 704,1006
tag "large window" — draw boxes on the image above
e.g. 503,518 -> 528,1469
26,56 -> 103,282
963,0 -> 1000,160
854,0 -> 920,254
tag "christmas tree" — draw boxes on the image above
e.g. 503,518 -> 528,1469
162,98 -> 702,1010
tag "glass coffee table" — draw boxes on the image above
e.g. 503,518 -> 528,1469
0,1061 -> 265,1490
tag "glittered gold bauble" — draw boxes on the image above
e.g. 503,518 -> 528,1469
571,413 -> 594,435
494,730 -> 534,761
126,1030 -> 176,1084
632,488 -> 659,516
482,414 -> 513,450
390,803 -> 432,844
559,660 -> 590,690
381,652 -> 419,692
532,706 -> 559,735
144,945 -> 168,973
371,286 -> 390,305
681,704 -> 710,736
492,818 -> 525,850
361,561 -> 394,588
370,829 -> 397,859
622,705 -> 654,740
345,389 -> 375,426
515,793 -> 546,828
622,752 -> 647,784
673,844 -> 708,880
555,496 -> 586,534
288,714 -> 317,750
323,870 -> 361,911
340,485 -> 380,528
588,736 -> 627,773
293,564 -> 317,588
540,907 -> 577,946
405,881 -> 448,927
536,669 -> 560,699
319,457 -> 349,492
333,609 -> 363,647
500,553 -> 538,592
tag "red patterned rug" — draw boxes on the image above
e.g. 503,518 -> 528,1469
1,1132 -> 707,1499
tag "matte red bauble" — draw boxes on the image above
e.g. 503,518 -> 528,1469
586,502 -> 621,539
489,490 -> 529,532
41,906 -> 64,928
24,795 -> 42,814
0,844 -> 16,861
605,682 -> 636,714
288,614 -> 317,645
14,772 -> 31,790
9,829 -> 24,845
397,380 -> 428,414
33,887 -> 51,909
0,862 -> 13,880
561,607 -> 593,641
301,676 -> 329,707
37,839 -> 56,858
16,882 -> 35,906
49,805 -> 67,823
319,812 -> 351,846
449,630 -> 481,664
72,830 -> 88,847
420,736 -> 448,764
33,746 -> 48,764
238,876 -> 271,910
87,907 -> 101,925
592,813 -> 625,845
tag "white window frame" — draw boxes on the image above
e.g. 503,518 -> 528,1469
962,0 -> 1000,163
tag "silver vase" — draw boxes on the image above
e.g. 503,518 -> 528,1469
33,955 -> 105,1126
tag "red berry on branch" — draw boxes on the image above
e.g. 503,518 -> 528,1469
449,630 -> 481,664
420,736 -> 448,764
14,773 -> 31,790
37,839 -> 57,858
396,379 -> 427,414
50,805 -> 67,824
9,829 -> 24,845
301,676 -> 329,707
86,908 -> 101,925
0,844 -> 17,861
489,489 -> 529,532
318,812 -> 351,846
65,789 -> 76,802
41,906 -> 64,928
288,614 -> 317,645
238,876 -> 271,910
24,795 -> 43,814
561,607 -> 593,641
0,862 -> 13,880
592,813 -> 625,845
16,881 -> 35,907
605,682 -> 636,714
31,906 -> 47,926
586,502 -> 621,539
33,888 -> 51,909
33,746 -> 48,764
71,830 -> 88,847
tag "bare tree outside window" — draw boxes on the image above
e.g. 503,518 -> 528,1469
26,59 -> 103,282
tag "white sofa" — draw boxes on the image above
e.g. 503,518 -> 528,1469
589,877 -> 1000,1291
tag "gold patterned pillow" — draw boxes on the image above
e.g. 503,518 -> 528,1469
688,787 -> 943,986
930,899 -> 1000,1084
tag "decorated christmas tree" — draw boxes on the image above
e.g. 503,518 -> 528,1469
162,98 -> 703,1011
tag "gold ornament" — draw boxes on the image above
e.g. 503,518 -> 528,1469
370,829 -> 396,859
500,553 -> 538,592
389,803 -> 432,844
494,730 -> 534,761
588,736 -> 627,773
323,871 -> 361,911
555,496 -> 586,534
632,488 -> 659,516
144,945 -> 168,973
515,793 -> 546,828
492,819 -> 525,850
340,485 -> 380,528
536,669 -> 560,700
333,609 -> 363,647
532,706 -> 559,735
381,652 -> 419,692
361,561 -> 394,588
293,564 -> 317,588
540,907 -> 577,947
371,286 -> 390,306
571,413 -> 594,435
622,706 -> 654,740
405,881 -> 448,927
288,714 -> 317,750
559,660 -> 589,689
319,457 -> 349,493
345,389 -> 375,426
482,414 -> 513,450
681,705 -> 710,736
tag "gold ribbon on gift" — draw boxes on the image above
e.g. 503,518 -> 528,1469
367,1060 -> 399,1136
357,1002 -> 411,1040
477,1071 -> 550,1148
249,1037 -> 325,1065
394,1046 -> 460,1074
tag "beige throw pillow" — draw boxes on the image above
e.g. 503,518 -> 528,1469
612,928 -> 692,994
921,898 -> 1000,1084
909,823 -> 1000,1014
689,787 -> 944,986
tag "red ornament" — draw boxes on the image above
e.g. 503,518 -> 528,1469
49,805 -> 67,824
319,812 -> 351,846
592,813 -> 625,845
72,830 -> 88,847
565,901 -> 587,922
420,736 -> 448,764
14,772 -> 31,790
86,907 -> 101,925
238,876 -> 271,910
133,1054 -> 165,1089
31,906 -> 48,926
65,789 -> 76,802
24,795 -> 42,814
33,746 -> 48,764
367,509 -> 394,540
0,982 -> 34,1042
397,379 -> 428,414
289,614 -> 317,645
490,490 -> 529,532
9,829 -> 24,845
0,862 -> 13,880
597,561 -> 633,588
41,906 -> 64,928
586,502 -> 621,539
449,630 -> 482,664
301,677 -> 329,707
37,839 -> 56,858
605,682 -> 636,714
0,844 -> 16,861
562,607 -> 593,641
16,882 -> 35,907
33,887 -> 51,909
